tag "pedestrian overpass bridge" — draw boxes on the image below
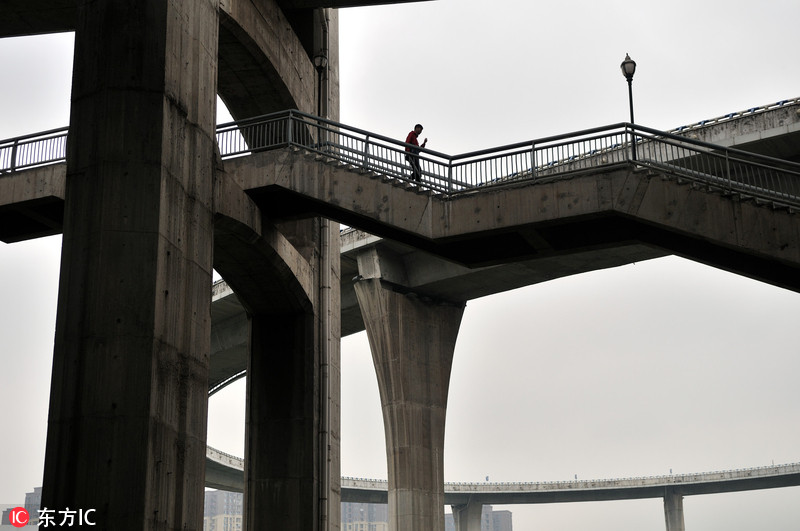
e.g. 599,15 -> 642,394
7,98 -> 800,393
3,99 -> 800,531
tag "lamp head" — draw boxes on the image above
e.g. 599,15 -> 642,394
314,53 -> 328,72
620,53 -> 636,82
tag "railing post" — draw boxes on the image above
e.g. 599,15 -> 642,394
531,142 -> 536,180
725,150 -> 732,192
447,158 -> 453,194
11,139 -> 18,173
362,135 -> 370,172
287,111 -> 294,148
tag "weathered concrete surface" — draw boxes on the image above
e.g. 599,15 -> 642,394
210,20 -> 343,525
237,152 -> 800,291
0,0 -> 423,38
663,489 -> 685,531
339,230 -> 664,336
451,501 -> 483,531
354,277 -> 464,531
218,0 -> 317,120
40,2 -> 219,530
0,0 -> 75,35
674,103 -> 800,163
212,175 -> 341,531
0,164 -> 64,242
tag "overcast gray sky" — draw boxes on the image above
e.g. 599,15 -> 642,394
2,1 -> 800,529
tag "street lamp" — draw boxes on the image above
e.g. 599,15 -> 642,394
620,53 -> 637,160
313,53 -> 328,117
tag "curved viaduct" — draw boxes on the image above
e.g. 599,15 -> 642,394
2,3 -> 800,531
205,444 -> 800,530
206,444 -> 800,506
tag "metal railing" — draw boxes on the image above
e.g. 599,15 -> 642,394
214,111 -> 638,194
631,124 -> 800,206
667,97 -> 800,134
0,126 -> 68,174
215,110 -> 800,207
340,461 -> 800,491
4,109 -> 800,207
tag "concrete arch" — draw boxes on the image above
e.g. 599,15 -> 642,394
213,173 -> 326,530
213,186 -> 314,315
218,0 -> 316,120
0,0 -> 320,119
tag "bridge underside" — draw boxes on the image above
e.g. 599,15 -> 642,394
232,149 -> 800,293
0,0 -> 430,37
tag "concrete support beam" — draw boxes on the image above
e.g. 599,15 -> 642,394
664,489 -> 686,531
41,1 -> 219,529
214,214 -> 340,531
451,502 -> 484,531
246,312 -> 319,530
354,268 -> 464,531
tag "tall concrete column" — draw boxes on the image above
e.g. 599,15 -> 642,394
246,311 -> 318,530
354,271 -> 464,531
451,502 -> 484,531
225,218 -> 340,531
664,489 -> 686,531
41,1 -> 218,529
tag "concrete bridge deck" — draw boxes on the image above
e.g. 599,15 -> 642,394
205,443 -> 800,505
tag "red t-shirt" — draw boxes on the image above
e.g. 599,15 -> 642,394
405,131 -> 419,152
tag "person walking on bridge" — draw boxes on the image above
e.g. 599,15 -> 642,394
405,124 -> 427,182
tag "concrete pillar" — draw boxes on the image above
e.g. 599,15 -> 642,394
229,218 -> 340,531
246,312 -> 318,531
451,502 -> 484,531
664,489 -> 686,531
41,1 -> 218,530
354,273 -> 464,531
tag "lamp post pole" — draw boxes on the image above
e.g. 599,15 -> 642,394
314,53 -> 328,117
620,53 -> 637,161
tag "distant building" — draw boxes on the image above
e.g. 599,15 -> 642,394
204,512 -> 242,531
24,487 -> 41,515
342,501 -> 511,531
203,490 -> 242,531
1,486 -> 42,526
445,505 -> 513,531
341,502 -> 388,530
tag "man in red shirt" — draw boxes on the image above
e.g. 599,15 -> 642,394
405,124 -> 427,182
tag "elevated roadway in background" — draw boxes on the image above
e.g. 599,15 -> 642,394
205,444 -> 800,504
340,463 -> 800,505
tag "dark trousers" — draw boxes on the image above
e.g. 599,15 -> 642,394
406,153 -> 422,181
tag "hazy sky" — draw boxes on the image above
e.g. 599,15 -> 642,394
2,1 -> 800,529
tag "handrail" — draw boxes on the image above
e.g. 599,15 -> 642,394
667,97 -> 800,134
338,460 -> 800,491
3,106 -> 800,207
0,126 -> 69,174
